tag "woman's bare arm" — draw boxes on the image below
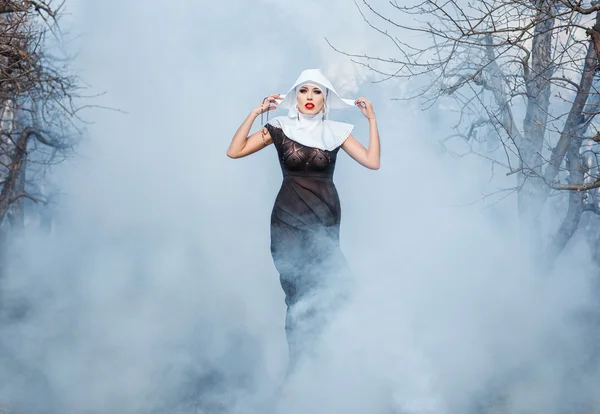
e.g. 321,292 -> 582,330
341,98 -> 380,170
226,94 -> 281,159
226,114 -> 273,159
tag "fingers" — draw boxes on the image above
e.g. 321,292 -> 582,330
354,97 -> 375,119
262,95 -> 281,110
259,94 -> 282,111
256,100 -> 278,115
354,97 -> 371,106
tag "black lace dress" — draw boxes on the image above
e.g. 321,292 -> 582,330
265,123 -> 353,373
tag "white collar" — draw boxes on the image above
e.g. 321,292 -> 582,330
269,106 -> 353,151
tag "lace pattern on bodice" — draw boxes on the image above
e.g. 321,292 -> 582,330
266,124 -> 341,174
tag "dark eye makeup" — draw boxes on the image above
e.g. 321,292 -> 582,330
299,88 -> 322,94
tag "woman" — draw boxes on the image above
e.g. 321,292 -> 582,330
227,69 -> 380,375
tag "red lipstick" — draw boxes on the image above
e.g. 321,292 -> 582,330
305,103 -> 315,109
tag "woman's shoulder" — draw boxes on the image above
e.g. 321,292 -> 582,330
265,119 -> 285,145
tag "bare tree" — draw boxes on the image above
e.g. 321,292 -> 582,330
0,5 -> 78,411
0,0 -> 78,239
332,0 -> 600,262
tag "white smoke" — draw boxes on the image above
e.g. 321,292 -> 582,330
0,0 -> 596,413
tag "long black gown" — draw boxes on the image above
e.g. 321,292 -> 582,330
265,123 -> 353,374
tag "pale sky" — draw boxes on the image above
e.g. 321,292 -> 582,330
0,1 -> 596,413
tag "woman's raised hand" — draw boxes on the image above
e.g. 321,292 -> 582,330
253,94 -> 282,116
355,97 -> 376,121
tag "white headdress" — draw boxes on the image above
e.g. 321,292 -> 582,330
268,69 -> 355,151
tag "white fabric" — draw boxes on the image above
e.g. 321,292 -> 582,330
268,69 -> 355,151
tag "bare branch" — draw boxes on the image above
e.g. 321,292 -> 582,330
543,15 -> 600,187
333,0 -> 600,260
0,127 -> 35,225
0,0 -> 84,231
550,179 -> 600,191
558,0 -> 600,15
9,190 -> 42,203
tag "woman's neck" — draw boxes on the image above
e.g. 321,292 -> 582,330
297,110 -> 322,121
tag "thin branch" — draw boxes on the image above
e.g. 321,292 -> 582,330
550,179 -> 600,191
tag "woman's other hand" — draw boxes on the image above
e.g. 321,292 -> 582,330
355,97 -> 376,121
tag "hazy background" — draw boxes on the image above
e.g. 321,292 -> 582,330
0,1 -> 597,413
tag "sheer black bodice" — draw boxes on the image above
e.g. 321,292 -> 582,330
267,123 -> 341,179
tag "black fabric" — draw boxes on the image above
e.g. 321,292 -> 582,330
266,123 -> 352,374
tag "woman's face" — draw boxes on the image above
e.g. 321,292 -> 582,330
296,84 -> 325,115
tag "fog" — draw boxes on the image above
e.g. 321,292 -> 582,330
0,1 -> 597,413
